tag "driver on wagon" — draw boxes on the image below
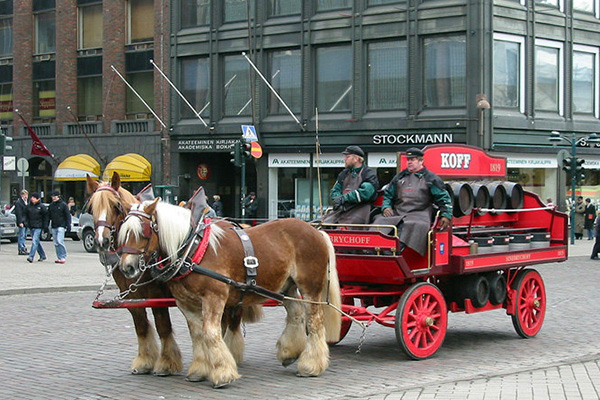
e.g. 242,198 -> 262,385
371,147 -> 452,256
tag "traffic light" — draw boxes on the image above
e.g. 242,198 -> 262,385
241,142 -> 251,159
0,133 -> 12,155
574,157 -> 585,183
562,156 -> 573,172
230,141 -> 242,167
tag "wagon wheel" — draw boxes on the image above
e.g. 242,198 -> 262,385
510,269 -> 546,338
395,282 -> 448,360
328,296 -> 354,346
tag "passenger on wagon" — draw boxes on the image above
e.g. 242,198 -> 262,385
371,147 -> 452,256
322,145 -> 379,225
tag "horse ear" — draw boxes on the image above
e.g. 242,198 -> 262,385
144,197 -> 160,215
110,172 -> 121,191
86,174 -> 99,194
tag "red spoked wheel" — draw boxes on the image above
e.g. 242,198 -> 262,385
328,296 -> 354,346
395,283 -> 448,360
510,269 -> 546,338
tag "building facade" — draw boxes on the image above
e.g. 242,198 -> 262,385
170,0 -> 600,219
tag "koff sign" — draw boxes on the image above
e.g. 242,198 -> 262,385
440,152 -> 472,169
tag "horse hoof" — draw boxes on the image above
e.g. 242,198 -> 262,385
213,381 -> 231,389
282,358 -> 297,368
185,374 -> 206,382
131,368 -> 152,375
153,370 -> 171,377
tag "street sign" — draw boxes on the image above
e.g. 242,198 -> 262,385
17,171 -> 29,177
241,125 -> 258,142
3,156 -> 15,171
250,141 -> 263,159
17,157 -> 29,172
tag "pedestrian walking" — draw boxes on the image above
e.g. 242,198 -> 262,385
574,196 -> 585,240
212,195 -> 224,217
590,214 -> 600,260
48,191 -> 71,264
584,198 -> 596,240
14,189 -> 29,255
24,192 -> 48,263
243,192 -> 259,224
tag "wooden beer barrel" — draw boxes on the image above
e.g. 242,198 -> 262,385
446,181 -> 474,218
485,182 -> 507,214
469,182 -> 490,215
501,181 -> 524,209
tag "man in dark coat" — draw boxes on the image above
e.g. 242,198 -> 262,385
14,189 -> 29,255
243,192 -> 258,224
212,195 -> 224,217
590,214 -> 600,260
24,192 -> 48,263
371,147 -> 452,256
323,145 -> 379,225
48,190 -> 71,263
584,198 -> 596,240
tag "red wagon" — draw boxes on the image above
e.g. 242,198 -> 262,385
323,144 -> 567,359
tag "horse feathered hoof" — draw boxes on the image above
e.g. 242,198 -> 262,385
153,370 -> 171,377
185,374 -> 206,382
282,358 -> 297,367
131,367 -> 152,375
296,372 -> 319,378
213,381 -> 231,389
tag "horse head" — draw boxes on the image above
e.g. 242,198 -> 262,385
86,172 -> 138,251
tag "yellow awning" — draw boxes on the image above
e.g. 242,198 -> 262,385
102,153 -> 152,182
54,154 -> 101,181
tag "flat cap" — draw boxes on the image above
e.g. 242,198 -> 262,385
342,145 -> 365,158
31,192 -> 41,199
405,147 -> 424,158
51,190 -> 61,197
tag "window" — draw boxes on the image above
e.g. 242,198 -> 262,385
367,40 -> 407,111
317,0 -> 351,11
267,49 -> 301,115
77,76 -> 102,116
316,45 -> 352,112
0,83 -> 12,119
573,45 -> 599,117
35,11 -> 56,54
33,80 -> 56,118
493,33 -> 525,113
424,35 -> 466,108
126,72 -> 153,114
534,39 -> 563,115
78,4 -> 102,49
573,0 -> 595,13
268,0 -> 300,16
128,0 -> 153,44
181,0 -> 210,28
180,57 -> 210,119
368,0 -> 404,5
0,17 -> 12,57
223,54 -> 251,116
224,0 -> 253,23
535,0 -> 564,11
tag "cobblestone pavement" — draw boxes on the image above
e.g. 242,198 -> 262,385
0,240 -> 599,399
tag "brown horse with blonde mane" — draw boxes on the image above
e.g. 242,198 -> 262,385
117,198 -> 342,388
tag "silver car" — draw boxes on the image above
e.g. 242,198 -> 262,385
77,201 -> 97,253
0,209 -> 18,242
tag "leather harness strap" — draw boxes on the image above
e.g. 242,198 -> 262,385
232,228 -> 259,287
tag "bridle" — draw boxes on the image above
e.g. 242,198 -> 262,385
118,205 -> 160,273
92,185 -> 127,253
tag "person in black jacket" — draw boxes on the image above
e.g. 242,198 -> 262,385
48,191 -> 71,264
24,192 -> 48,263
14,189 -> 29,255
591,214 -> 600,260
212,195 -> 224,217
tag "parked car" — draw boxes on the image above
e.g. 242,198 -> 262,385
0,209 -> 18,242
77,208 -> 97,253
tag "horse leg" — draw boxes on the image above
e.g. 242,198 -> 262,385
296,301 -> 330,377
128,307 -> 159,375
178,304 -> 209,382
223,307 -> 245,365
151,307 -> 183,376
276,287 -> 308,368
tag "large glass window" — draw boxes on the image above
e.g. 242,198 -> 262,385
35,11 -> 56,54
573,0 -> 595,13
424,35 -> 466,108
534,39 -> 563,115
493,34 -> 524,112
316,45 -> 352,112
368,0 -> 405,5
223,54 -> 251,116
0,17 -> 12,57
180,57 -> 210,119
128,0 -> 153,44
268,0 -> 300,16
0,83 -> 12,119
367,40 -> 407,111
77,76 -> 102,117
317,0 -> 351,11
535,0 -> 560,9
224,0 -> 253,23
78,4 -> 102,49
126,72 -> 153,114
33,80 -> 56,118
267,49 -> 301,115
573,45 -> 599,117
181,0 -> 210,28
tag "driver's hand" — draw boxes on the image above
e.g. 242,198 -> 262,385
438,217 -> 451,231
382,208 -> 394,217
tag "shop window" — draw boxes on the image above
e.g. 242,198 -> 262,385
267,49 -> 301,115
573,45 -> 598,117
125,71 -> 153,115
33,80 -> 56,118
0,17 -> 12,57
317,0 -> 351,12
268,0 -> 300,16
180,57 -> 210,119
367,40 -> 407,111
181,0 -> 210,28
424,35 -> 466,108
128,0 -> 153,44
224,0 -> 253,23
493,33 -> 525,113
78,4 -> 102,49
0,82 -> 12,120
223,54 -> 251,116
316,45 -> 352,112
77,76 -> 102,117
35,10 -> 56,54
534,39 -> 563,115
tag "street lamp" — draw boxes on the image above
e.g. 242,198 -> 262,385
549,131 -> 600,244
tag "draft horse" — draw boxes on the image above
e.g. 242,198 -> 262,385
117,199 -> 342,388
86,173 -> 183,376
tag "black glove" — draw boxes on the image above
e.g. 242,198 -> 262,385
332,196 -> 344,211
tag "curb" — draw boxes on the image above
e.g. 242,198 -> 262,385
0,284 -> 118,296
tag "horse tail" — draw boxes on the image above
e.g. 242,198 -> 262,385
319,230 -> 342,343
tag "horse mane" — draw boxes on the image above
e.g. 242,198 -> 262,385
88,181 -> 138,221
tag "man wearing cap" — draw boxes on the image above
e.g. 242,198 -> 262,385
371,147 -> 452,256
24,192 -> 49,263
243,192 -> 258,224
48,190 -> 71,264
323,145 -> 379,225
